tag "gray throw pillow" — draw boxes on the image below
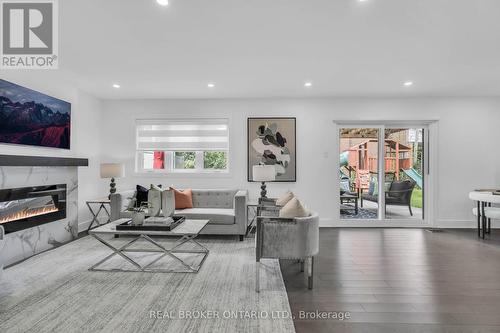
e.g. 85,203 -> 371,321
161,190 -> 175,217
148,185 -> 163,217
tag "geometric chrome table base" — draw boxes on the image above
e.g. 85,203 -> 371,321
86,199 -> 111,232
89,234 -> 209,273
88,218 -> 210,273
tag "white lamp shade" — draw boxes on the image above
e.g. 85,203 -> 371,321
100,163 -> 125,179
252,165 -> 276,182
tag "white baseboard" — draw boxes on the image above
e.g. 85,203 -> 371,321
78,217 -> 109,233
319,218 -> 496,229
78,220 -> 92,233
319,218 -> 336,227
433,219 -> 499,229
78,218 -> 489,233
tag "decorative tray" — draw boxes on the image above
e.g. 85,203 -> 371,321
116,215 -> 185,231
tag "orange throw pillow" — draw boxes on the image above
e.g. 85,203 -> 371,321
169,187 -> 193,209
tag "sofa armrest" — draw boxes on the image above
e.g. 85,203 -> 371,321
110,193 -> 123,222
110,190 -> 135,221
234,190 -> 248,235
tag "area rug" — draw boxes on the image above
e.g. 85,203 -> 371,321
0,235 -> 295,333
341,208 -> 378,219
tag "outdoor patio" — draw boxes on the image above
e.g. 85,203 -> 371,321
340,200 -> 423,220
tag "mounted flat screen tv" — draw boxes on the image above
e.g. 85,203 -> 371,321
0,79 -> 71,149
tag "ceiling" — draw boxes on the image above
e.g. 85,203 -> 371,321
39,1 -> 500,98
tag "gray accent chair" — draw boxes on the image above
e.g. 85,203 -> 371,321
255,201 -> 319,292
110,189 -> 248,240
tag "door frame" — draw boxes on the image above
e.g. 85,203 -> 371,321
333,120 -> 438,227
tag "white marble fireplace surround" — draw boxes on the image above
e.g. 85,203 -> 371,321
0,166 -> 78,266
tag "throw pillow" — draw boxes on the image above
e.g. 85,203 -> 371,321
161,189 -> 175,217
276,191 -> 294,207
169,187 -> 194,209
136,185 -> 149,207
279,197 -> 309,218
148,184 -> 163,217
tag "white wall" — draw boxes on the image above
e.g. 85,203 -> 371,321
73,90 -> 105,226
101,97 -> 500,228
0,73 -> 103,229
4,73 -> 499,229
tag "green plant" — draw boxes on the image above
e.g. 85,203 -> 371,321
126,200 -> 151,212
175,152 -> 195,169
411,189 -> 422,208
204,151 -> 227,169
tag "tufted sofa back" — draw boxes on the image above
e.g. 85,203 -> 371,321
191,189 -> 237,209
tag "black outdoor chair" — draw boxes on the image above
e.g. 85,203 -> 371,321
361,180 -> 417,216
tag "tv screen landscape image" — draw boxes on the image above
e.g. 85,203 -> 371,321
0,79 -> 71,149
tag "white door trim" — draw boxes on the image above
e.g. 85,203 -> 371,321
333,120 -> 438,227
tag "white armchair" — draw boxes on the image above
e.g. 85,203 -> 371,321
255,204 -> 319,292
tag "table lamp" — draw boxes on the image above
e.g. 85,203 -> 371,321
252,165 -> 276,198
100,163 -> 125,198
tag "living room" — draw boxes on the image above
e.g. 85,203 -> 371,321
2,1 -> 500,332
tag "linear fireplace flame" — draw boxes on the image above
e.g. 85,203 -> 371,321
0,204 -> 59,224
0,184 -> 67,234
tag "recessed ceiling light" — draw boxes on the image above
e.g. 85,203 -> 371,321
112,84 -> 120,89
304,82 -> 313,87
207,83 -> 215,88
156,0 -> 169,6
403,81 -> 414,87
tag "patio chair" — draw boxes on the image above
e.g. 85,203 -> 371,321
255,198 -> 319,292
361,179 -> 417,216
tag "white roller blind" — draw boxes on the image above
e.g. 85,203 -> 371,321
136,119 -> 229,151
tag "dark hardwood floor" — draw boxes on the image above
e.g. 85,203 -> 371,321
280,228 -> 500,333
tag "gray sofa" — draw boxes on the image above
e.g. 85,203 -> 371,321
110,189 -> 248,240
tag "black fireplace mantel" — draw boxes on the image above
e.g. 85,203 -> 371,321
0,154 -> 88,167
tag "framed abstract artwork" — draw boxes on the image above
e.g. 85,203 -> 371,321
0,79 -> 71,149
247,117 -> 296,182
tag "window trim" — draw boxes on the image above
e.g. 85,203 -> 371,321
136,150 -> 230,175
135,118 -> 231,176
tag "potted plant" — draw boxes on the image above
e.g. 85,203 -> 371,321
126,200 -> 151,226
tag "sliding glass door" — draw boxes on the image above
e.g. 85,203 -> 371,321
383,127 -> 424,220
339,127 -> 380,220
338,124 -> 427,223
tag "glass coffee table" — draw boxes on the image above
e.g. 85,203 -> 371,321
89,218 -> 210,273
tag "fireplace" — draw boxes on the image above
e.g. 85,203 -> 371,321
0,184 -> 67,234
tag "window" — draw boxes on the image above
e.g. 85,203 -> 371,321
174,152 -> 195,170
142,151 -> 165,170
204,151 -> 228,170
136,119 -> 229,174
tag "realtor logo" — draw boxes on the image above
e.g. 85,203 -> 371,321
1,0 -> 58,69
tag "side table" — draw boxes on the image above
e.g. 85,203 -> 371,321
246,201 -> 259,237
86,198 -> 111,232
